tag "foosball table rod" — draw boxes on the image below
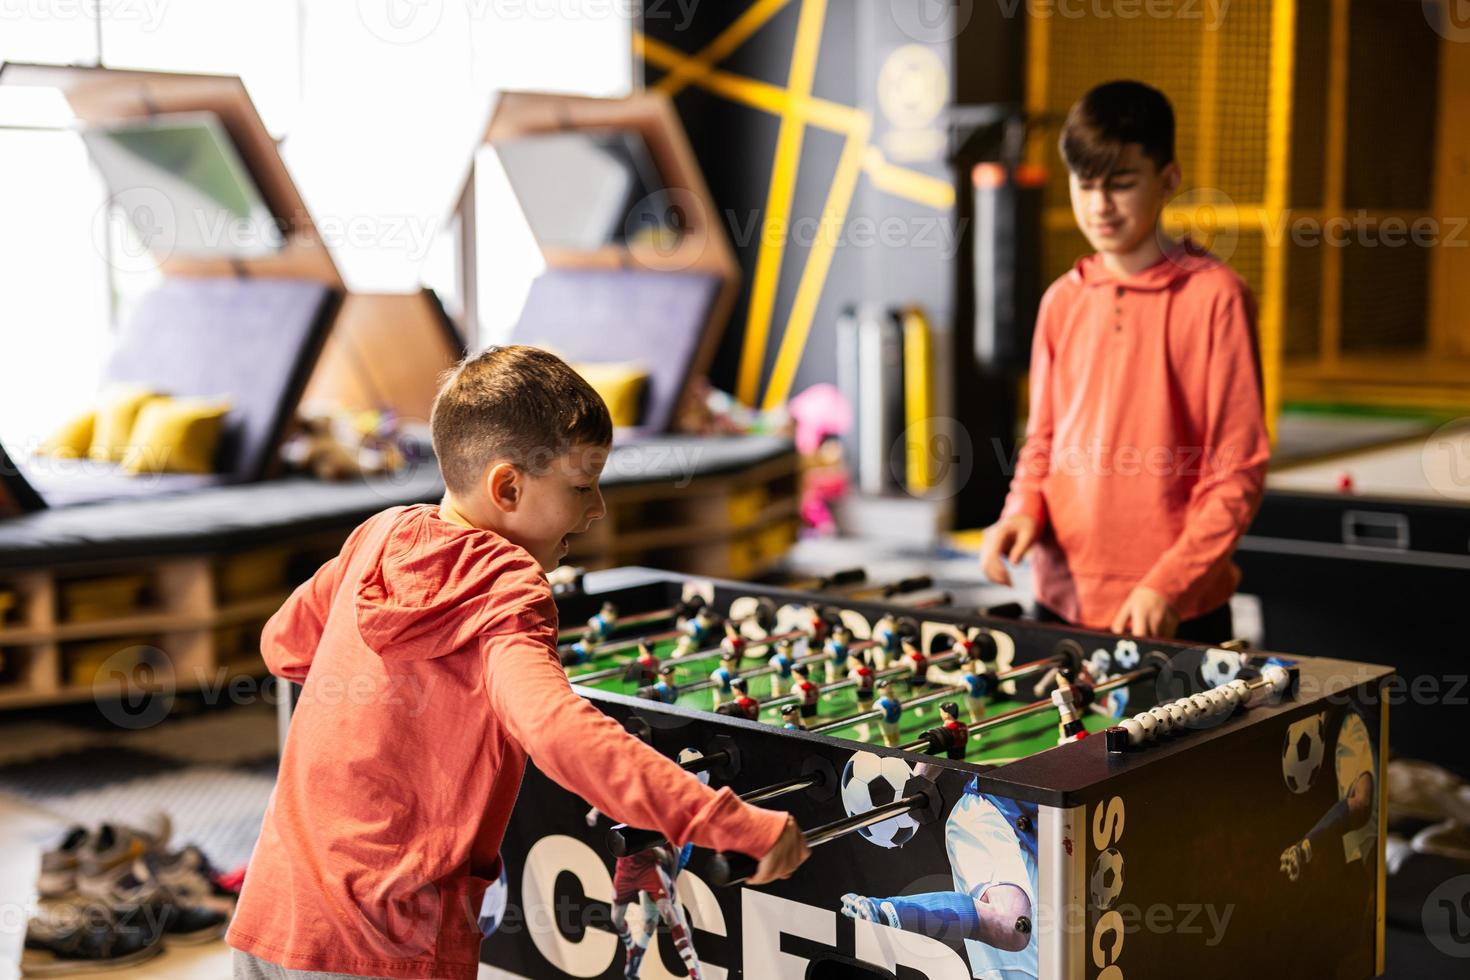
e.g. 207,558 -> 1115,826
707,780 -> 943,886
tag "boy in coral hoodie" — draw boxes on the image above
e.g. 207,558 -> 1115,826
228,346 -> 807,980
981,81 -> 1270,642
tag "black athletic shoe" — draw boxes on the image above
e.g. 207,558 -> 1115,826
21,898 -> 164,977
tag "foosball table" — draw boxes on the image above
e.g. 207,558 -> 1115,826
480,567 -> 1394,980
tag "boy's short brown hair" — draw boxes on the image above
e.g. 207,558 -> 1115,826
1059,80 -> 1175,180
431,345 -> 612,495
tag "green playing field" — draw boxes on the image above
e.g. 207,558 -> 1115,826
566,633 -> 1116,764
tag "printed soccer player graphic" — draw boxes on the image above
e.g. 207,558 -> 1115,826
1279,709 -> 1379,883
840,764 -> 1039,980
611,842 -> 703,979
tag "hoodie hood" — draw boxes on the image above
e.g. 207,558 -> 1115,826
1071,236 -> 1221,291
354,504 -> 544,661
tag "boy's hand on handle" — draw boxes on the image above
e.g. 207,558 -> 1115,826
1109,586 -> 1179,639
746,815 -> 810,885
981,515 -> 1038,586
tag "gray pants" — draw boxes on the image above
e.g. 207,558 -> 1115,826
232,949 -> 396,980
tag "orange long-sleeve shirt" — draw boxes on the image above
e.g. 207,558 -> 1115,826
1001,239 -> 1270,629
227,504 -> 784,980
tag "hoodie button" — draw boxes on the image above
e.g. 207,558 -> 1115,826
1115,286 -> 1125,297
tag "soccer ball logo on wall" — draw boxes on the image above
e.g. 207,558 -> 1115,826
1090,848 -> 1124,910
1282,713 -> 1327,794
840,752 -> 920,849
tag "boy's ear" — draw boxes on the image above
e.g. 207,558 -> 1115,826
486,462 -> 521,513
1160,160 -> 1183,196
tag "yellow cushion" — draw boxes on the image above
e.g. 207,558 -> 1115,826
37,410 -> 96,458
575,362 -> 648,428
121,396 -> 231,475
89,384 -> 157,462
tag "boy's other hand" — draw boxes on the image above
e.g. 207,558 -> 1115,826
747,814 -> 810,885
981,515 -> 1038,586
1109,586 -> 1179,638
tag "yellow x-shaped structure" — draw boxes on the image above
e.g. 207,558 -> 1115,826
636,0 -> 954,409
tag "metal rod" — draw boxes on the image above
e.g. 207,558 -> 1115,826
809,654 -> 1058,733
569,627 -> 812,685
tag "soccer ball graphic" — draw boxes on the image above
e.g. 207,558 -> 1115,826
1090,848 -> 1124,910
840,752 -> 920,849
1200,648 -> 1242,688
1282,714 -> 1326,794
1112,640 -> 1141,671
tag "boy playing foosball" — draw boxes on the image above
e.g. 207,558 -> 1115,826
982,81 -> 1270,643
227,346 -> 808,980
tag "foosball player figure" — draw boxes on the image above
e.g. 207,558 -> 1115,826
850,652 -> 877,711
709,651 -> 739,709
823,625 -> 852,684
792,663 -> 821,718
719,620 -> 747,661
874,679 -> 904,747
899,637 -> 929,692
806,607 -> 831,646
586,601 -> 618,642
1050,670 -> 1093,744
561,638 -> 595,667
960,650 -> 996,724
871,614 -> 900,669
651,664 -> 679,704
628,640 -> 660,686
768,639 -> 797,698
954,626 -> 998,664
921,701 -> 970,759
780,704 -> 805,731
682,606 -> 719,646
715,677 -> 760,721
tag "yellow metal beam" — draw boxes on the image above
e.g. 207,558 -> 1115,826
862,146 -> 955,211
763,120 -> 871,409
736,0 -> 828,406
654,0 -> 795,99
1262,0 -> 1298,437
1319,0 -> 1349,367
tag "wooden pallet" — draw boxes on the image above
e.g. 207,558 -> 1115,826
0,533 -> 342,711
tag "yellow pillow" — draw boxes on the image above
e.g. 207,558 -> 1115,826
575,362 -> 648,428
89,384 -> 157,462
121,396 -> 231,475
37,410 -> 96,458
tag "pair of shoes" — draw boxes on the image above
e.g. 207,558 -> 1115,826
38,814 -> 171,900
22,817 -> 234,976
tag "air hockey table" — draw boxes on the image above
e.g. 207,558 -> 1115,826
1236,412 -> 1470,777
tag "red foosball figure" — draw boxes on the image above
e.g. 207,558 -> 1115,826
899,637 -> 929,691
791,663 -> 820,718
727,677 -> 760,721
850,653 -> 876,710
720,621 -> 746,661
631,640 -> 660,686
924,701 -> 970,759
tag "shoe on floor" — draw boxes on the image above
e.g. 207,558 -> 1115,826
77,815 -> 171,882
143,846 -> 238,922
79,856 -> 230,946
21,897 -> 164,977
37,827 -> 91,900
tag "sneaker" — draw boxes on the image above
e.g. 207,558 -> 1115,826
21,898 -> 163,977
78,815 -> 171,881
37,827 -> 91,900
79,856 -> 229,946
143,846 -> 238,921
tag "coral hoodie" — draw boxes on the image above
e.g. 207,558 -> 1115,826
1001,239 -> 1271,629
227,504 -> 785,980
